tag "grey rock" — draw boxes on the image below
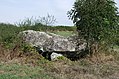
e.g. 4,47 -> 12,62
50,52 -> 63,61
19,30 -> 88,60
67,34 -> 87,51
19,30 -> 76,51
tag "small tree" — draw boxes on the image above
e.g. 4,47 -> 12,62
39,14 -> 56,26
68,0 -> 119,55
16,14 -> 56,27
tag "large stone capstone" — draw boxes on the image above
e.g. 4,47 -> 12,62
19,30 -> 76,51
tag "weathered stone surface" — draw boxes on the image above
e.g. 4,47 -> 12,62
67,35 -> 87,51
19,30 -> 88,60
19,30 -> 76,51
50,52 -> 63,61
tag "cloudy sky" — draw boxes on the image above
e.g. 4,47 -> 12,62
0,0 -> 119,26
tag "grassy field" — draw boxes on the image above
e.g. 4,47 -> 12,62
0,50 -> 119,79
54,31 -> 75,37
0,59 -> 54,79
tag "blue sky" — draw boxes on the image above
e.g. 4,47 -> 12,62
0,0 -> 119,26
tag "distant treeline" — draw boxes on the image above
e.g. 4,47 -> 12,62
22,25 -> 76,32
0,23 -> 76,31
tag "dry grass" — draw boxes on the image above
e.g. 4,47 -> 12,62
0,44 -> 119,79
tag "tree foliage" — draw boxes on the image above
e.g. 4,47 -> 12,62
68,0 -> 119,54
